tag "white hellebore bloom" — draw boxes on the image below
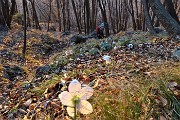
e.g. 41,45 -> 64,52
102,55 -> 111,64
59,79 -> 93,117
127,44 -> 133,49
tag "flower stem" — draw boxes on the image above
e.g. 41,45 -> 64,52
73,96 -> 80,120
74,104 -> 77,120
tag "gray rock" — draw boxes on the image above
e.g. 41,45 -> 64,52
69,35 -> 87,44
172,48 -> 180,61
61,31 -> 71,36
154,27 -> 164,33
35,64 -> 52,78
3,65 -> 26,81
88,31 -> 97,38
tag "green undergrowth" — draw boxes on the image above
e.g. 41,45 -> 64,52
29,74 -> 62,96
88,62 -> 180,120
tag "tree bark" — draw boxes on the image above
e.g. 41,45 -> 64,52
71,0 -> 81,33
164,0 -> 180,25
91,0 -> 97,31
47,0 -> 52,32
142,0 -> 156,34
0,1 -> 5,26
85,0 -> 90,34
66,0 -> 71,31
29,0 -> 41,30
129,0 -> 137,30
56,0 -> 61,31
62,0 -> 66,32
0,0 -> 16,28
8,0 -> 16,27
22,0 -> 27,60
149,0 -> 180,35
97,0 -> 110,37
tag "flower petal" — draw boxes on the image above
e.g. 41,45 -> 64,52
81,86 -> 93,100
67,107 -> 75,117
102,55 -> 111,61
68,79 -> 81,93
77,100 -> 93,114
58,91 -> 74,107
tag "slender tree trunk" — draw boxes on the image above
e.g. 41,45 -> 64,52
71,0 -> 81,33
8,0 -> 16,28
56,0 -> 61,31
47,0 -> 52,32
84,1 -> 86,34
142,0 -> 156,34
66,0 -> 70,31
30,0 -> 41,30
24,0 -> 31,27
115,0 -> 119,32
62,0 -> 66,32
91,0 -> 97,31
85,0 -> 90,34
107,0 -> 116,34
129,0 -> 137,30
97,0 -> 110,37
3,0 -> 10,28
22,0 -> 27,60
0,0 -> 6,26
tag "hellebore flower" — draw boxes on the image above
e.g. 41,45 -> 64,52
102,55 -> 111,64
59,79 -> 93,117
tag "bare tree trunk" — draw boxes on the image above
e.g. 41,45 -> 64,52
66,0 -> 71,31
56,0 -> 61,31
22,0 -> 27,60
29,0 -> 41,30
8,0 -> 16,27
115,0 -> 119,32
47,0 -> 52,32
62,0 -> 66,32
142,0 -> 156,34
71,0 -> 81,33
164,0 -> 180,25
91,0 -> 97,31
84,0 -> 90,34
0,0 -> 16,28
25,0 -> 31,27
149,0 -> 180,35
84,1 -> 86,34
97,0 -> 110,37
129,0 -> 137,30
107,0 -> 116,34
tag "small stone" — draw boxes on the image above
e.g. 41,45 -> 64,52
172,48 -> 180,61
0,104 -> 3,109
18,108 -> 27,114
23,99 -> 33,107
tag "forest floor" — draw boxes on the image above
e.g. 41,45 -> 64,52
0,26 -> 180,120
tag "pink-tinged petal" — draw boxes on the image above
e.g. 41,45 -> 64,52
58,91 -> 74,107
67,107 -> 75,117
81,86 -> 93,100
77,100 -> 93,114
68,79 -> 81,93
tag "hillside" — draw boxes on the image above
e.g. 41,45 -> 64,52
0,28 -> 180,120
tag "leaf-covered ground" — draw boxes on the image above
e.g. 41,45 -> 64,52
0,27 -> 180,120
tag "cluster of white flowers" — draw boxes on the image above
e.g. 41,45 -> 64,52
65,50 -> 73,56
